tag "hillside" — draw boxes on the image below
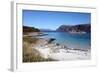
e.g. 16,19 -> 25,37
23,26 -> 40,33
56,24 -> 91,33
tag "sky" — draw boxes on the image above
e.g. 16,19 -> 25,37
23,10 -> 91,30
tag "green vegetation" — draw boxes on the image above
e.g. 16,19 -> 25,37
23,36 -> 38,44
23,36 -> 54,62
23,26 -> 40,34
23,25 -> 55,62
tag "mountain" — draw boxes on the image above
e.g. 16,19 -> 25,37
23,26 -> 40,33
56,24 -> 91,33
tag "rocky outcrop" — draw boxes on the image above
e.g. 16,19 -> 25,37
56,24 -> 91,33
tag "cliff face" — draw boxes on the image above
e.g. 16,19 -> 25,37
56,24 -> 91,33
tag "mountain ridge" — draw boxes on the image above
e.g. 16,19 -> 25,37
56,24 -> 91,33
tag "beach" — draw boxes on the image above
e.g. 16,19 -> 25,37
33,38 -> 91,61
23,32 -> 91,62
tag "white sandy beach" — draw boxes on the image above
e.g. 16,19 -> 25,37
32,38 -> 91,61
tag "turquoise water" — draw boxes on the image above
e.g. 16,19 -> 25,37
40,32 -> 91,49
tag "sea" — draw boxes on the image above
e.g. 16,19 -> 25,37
40,32 -> 91,50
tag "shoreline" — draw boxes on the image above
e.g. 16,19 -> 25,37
33,37 -> 91,61
23,32 -> 91,62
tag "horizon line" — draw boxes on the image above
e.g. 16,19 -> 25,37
23,23 -> 91,30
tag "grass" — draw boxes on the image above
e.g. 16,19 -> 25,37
23,36 -> 54,62
23,36 -> 38,44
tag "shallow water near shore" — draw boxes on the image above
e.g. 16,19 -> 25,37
23,32 -> 91,62
40,32 -> 91,49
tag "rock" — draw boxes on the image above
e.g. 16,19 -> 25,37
56,24 -> 91,33
48,38 -> 56,43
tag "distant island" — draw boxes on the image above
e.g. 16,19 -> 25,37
57,24 -> 91,34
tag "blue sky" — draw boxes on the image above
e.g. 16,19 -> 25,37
23,10 -> 91,30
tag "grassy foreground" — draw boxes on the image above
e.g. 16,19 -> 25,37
23,36 -> 53,62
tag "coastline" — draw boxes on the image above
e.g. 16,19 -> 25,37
33,38 -> 91,61
23,32 -> 91,62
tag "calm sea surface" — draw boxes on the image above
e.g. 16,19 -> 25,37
40,32 -> 91,49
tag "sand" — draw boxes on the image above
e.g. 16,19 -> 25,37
32,38 -> 91,61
